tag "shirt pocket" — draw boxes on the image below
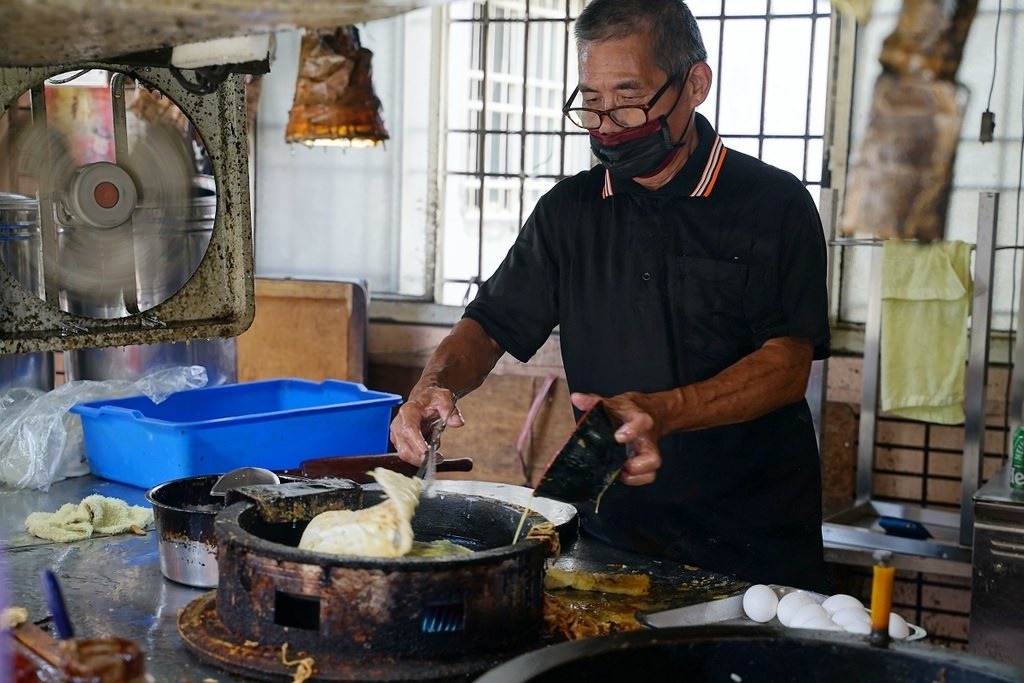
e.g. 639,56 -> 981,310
672,255 -> 751,357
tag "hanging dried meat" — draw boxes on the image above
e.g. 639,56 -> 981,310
285,26 -> 389,147
839,0 -> 980,241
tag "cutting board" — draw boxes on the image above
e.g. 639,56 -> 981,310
235,278 -> 367,383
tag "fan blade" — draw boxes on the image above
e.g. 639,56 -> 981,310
124,120 -> 197,311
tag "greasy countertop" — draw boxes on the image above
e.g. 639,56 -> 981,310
0,474 -> 744,681
1,476 -> 232,680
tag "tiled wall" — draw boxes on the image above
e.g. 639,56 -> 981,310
871,415 -> 1007,508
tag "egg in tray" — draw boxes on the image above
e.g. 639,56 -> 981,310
639,584 -> 926,641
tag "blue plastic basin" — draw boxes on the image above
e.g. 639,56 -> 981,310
70,378 -> 402,489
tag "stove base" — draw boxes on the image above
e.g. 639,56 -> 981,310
178,591 -> 522,682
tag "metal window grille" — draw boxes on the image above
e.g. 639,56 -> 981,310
437,0 -> 833,306
694,1 -> 833,199
439,0 -> 589,306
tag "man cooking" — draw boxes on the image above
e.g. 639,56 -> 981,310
390,0 -> 832,593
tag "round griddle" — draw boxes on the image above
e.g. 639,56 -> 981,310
475,624 -> 1024,683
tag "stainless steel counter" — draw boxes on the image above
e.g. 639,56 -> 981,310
1,476 -> 236,681
972,462 -> 1024,506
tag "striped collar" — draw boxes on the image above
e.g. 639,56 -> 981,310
600,113 -> 727,199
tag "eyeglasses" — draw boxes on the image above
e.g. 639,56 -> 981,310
562,76 -> 677,130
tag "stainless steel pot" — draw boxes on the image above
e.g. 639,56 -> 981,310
0,192 -> 53,392
146,473 -> 230,588
145,473 -> 307,588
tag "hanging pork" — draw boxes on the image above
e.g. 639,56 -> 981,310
839,0 -> 980,241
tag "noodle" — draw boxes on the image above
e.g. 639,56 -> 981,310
281,643 -> 314,683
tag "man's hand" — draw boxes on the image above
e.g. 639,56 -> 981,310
388,319 -> 504,466
568,337 -> 815,487
571,391 -> 664,487
390,388 -> 464,466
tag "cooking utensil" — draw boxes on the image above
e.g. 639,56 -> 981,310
534,402 -> 628,503
292,453 -> 474,482
209,466 -> 280,496
146,472 -> 305,588
181,484 -> 553,682
40,570 -> 74,639
637,592 -> 747,629
419,402 -> 458,496
474,624 -> 1023,683
425,480 -> 580,547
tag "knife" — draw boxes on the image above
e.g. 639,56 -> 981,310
288,454 -> 474,482
636,592 -> 747,629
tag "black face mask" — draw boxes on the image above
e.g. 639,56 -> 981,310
590,117 -> 679,179
588,71 -> 691,180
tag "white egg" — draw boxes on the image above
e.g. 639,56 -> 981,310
776,591 -> 815,627
789,602 -> 829,629
889,612 -> 910,639
821,593 -> 864,615
795,615 -> 842,631
742,584 -> 779,623
831,606 -> 871,627
842,619 -> 871,635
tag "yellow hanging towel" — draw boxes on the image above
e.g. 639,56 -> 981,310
880,240 -> 972,425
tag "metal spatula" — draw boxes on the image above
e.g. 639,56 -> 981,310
417,402 -> 458,497
534,403 -> 628,504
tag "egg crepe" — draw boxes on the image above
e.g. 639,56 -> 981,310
298,468 -> 421,558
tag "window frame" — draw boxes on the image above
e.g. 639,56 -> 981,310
371,1 -> 851,329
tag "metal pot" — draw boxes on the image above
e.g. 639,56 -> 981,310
475,624 -> 1024,682
145,472 -> 312,588
0,192 -> 53,392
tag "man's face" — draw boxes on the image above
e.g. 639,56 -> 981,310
577,33 -> 690,138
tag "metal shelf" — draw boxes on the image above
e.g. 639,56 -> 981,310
823,500 -> 971,577
821,191 -> 999,574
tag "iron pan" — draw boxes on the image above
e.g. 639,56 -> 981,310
198,488 -> 555,678
383,480 -> 579,547
223,487 -> 561,567
474,624 -> 1024,683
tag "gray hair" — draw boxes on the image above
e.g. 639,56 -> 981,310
574,0 -> 707,80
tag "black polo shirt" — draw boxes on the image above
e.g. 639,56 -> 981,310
464,113 -> 831,592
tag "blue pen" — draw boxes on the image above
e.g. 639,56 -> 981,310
41,569 -> 75,639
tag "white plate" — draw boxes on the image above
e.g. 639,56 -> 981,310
639,585 -> 927,641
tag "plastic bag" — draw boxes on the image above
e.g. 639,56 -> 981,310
0,365 -> 208,491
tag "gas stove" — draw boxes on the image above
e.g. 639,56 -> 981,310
178,479 -> 557,682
